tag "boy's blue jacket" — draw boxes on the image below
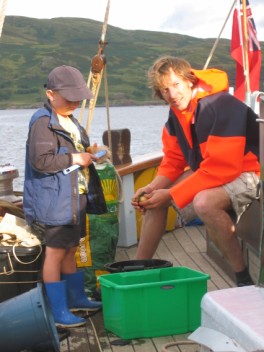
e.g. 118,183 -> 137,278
23,105 -> 90,226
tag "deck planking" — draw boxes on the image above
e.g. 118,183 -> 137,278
60,225 -> 235,352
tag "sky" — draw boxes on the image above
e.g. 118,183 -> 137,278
2,0 -> 264,41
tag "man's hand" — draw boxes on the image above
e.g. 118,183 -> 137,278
131,185 -> 153,214
140,189 -> 172,209
132,188 -> 172,213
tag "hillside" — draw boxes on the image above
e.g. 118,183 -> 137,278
0,16 -> 263,109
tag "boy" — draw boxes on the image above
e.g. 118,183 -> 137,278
24,65 -> 102,327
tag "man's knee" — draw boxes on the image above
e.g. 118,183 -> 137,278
192,192 -> 209,217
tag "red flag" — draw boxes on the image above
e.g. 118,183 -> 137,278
230,0 -> 262,102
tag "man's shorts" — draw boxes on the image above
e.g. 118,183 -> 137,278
174,172 -> 260,226
44,194 -> 87,249
223,172 -> 260,223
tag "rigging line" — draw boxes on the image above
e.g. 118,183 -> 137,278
0,0 -> 8,38
78,71 -> 92,124
85,0 -> 110,132
86,69 -> 104,133
104,65 -> 113,162
101,0 -> 110,43
78,0 -> 110,131
203,0 -> 236,69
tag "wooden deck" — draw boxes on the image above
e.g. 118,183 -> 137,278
60,225 -> 236,352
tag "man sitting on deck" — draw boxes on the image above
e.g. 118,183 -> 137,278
131,56 -> 260,287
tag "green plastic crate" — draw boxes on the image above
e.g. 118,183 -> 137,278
99,266 -> 210,339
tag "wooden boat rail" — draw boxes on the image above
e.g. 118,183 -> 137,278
116,151 -> 163,177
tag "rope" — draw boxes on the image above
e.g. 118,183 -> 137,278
1,252 -> 14,275
12,242 -> 42,265
101,0 -> 110,43
0,0 -> 7,38
78,0 -> 110,132
88,317 -> 103,352
104,65 -> 113,162
0,250 -> 41,276
0,199 -> 45,235
160,341 -> 200,352
0,199 -> 25,218
0,201 -> 44,268
203,0 -> 236,69
86,69 -> 104,133
78,1 -> 122,208
115,167 -> 124,204
78,71 -> 92,124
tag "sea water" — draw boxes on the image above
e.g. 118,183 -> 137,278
0,105 -> 169,191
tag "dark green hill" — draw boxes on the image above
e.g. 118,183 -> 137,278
0,16 -> 263,109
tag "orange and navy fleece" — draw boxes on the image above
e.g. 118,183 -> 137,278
157,68 -> 260,208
